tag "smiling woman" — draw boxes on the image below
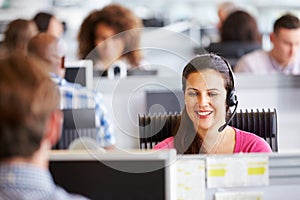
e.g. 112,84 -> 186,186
184,68 -> 228,143
153,53 -> 272,154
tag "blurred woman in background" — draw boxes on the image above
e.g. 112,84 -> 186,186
77,4 -> 146,72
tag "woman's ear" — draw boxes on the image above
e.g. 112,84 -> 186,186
44,109 -> 63,147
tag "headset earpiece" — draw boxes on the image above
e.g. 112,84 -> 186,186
220,54 -> 238,107
226,90 -> 237,107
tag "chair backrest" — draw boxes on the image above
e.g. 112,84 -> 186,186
138,108 -> 278,152
53,108 -> 97,149
200,42 -> 262,69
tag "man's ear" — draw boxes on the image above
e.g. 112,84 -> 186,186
270,32 -> 275,44
44,110 -> 63,147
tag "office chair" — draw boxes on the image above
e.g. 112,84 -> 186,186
53,108 -> 97,149
196,42 -> 262,69
138,108 -> 278,151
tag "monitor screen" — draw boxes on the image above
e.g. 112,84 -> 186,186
146,90 -> 184,114
93,69 -> 158,77
64,60 -> 93,90
49,150 -> 176,200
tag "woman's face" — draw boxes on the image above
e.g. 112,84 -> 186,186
48,17 -> 64,38
184,69 -> 227,132
94,23 -> 125,63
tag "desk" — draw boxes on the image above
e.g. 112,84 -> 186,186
179,152 -> 300,200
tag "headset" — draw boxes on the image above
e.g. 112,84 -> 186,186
212,54 -> 239,132
187,53 -> 238,132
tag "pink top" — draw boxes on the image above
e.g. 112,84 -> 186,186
153,127 -> 272,153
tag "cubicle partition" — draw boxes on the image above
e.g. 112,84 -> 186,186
49,150 -> 300,200
178,152 -> 300,200
94,74 -> 300,152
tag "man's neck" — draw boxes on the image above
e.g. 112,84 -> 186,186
270,50 -> 289,67
1,141 -> 50,169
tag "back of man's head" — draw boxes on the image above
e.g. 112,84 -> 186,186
274,13 -> 300,34
0,54 -> 60,161
4,18 -> 38,52
28,33 -> 64,75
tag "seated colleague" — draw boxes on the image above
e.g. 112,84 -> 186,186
27,33 -> 115,149
235,13 -> 300,74
77,4 -> 147,72
206,10 -> 262,68
217,1 -> 238,31
0,54 -> 88,199
0,18 -> 38,57
154,54 -> 272,154
33,12 -> 64,38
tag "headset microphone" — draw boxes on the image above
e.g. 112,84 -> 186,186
218,101 -> 238,132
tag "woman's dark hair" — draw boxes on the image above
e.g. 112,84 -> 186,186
33,12 -> 53,32
174,54 -> 234,154
77,4 -> 143,68
221,10 -> 261,43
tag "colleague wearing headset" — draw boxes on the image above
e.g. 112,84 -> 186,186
154,54 -> 272,154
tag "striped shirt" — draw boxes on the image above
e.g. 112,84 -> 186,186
0,163 -> 89,200
51,73 -> 115,147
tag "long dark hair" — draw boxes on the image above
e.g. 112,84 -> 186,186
77,4 -> 143,68
174,54 -> 234,154
221,10 -> 261,43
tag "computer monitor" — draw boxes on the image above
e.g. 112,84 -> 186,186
93,69 -> 158,77
49,150 -> 176,200
127,69 -> 158,76
146,90 -> 184,114
64,60 -> 93,90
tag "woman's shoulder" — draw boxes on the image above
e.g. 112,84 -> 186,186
234,127 -> 272,153
153,137 -> 175,150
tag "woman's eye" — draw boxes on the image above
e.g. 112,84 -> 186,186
187,91 -> 198,97
208,92 -> 218,97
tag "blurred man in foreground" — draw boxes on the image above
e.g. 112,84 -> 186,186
0,55 -> 89,199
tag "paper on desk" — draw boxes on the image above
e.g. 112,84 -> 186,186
177,159 -> 205,200
215,191 -> 264,200
206,156 -> 269,188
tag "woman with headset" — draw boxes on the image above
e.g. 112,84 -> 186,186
154,54 -> 272,154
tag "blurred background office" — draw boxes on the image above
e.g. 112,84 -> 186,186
204,10 -> 262,69
1,0 -> 300,66
1,0 -> 300,151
